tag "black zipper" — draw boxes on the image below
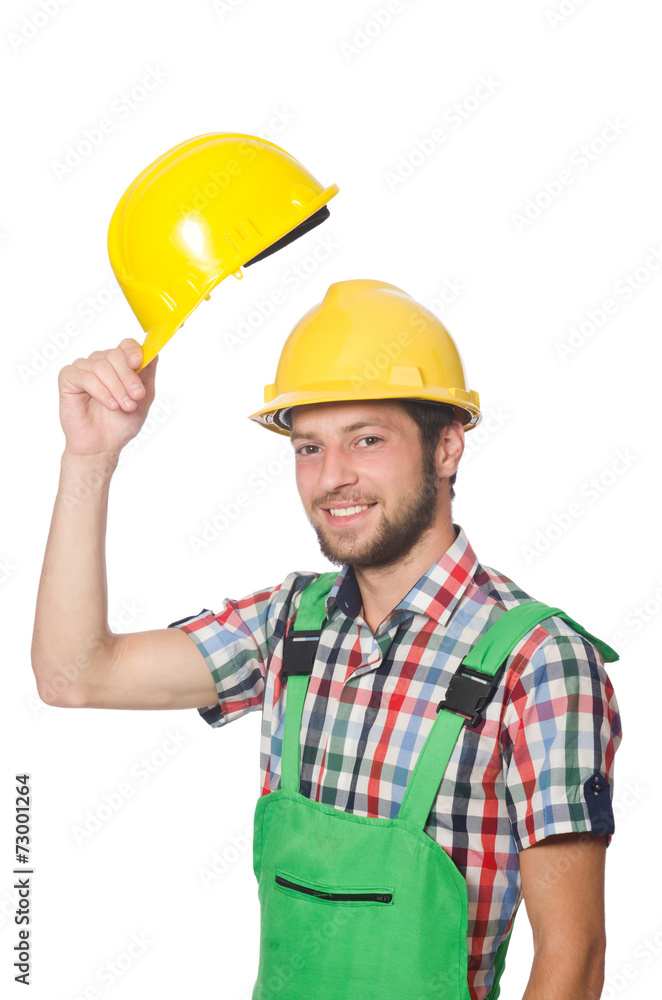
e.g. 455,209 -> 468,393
275,874 -> 392,903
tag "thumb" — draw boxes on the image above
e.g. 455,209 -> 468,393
138,352 -> 159,391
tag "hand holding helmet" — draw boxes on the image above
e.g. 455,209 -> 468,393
57,340 -> 158,460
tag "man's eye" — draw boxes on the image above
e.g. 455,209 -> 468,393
358,436 -> 381,447
297,445 -> 319,456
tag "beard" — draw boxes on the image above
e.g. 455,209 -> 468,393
308,452 -> 440,569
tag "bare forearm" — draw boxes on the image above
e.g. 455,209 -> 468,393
522,944 -> 605,1000
31,449 -> 120,704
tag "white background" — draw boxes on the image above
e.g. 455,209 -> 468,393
3,0 -> 660,997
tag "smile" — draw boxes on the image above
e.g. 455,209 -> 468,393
321,503 -> 377,524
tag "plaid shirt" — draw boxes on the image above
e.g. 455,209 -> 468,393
168,522 -> 621,999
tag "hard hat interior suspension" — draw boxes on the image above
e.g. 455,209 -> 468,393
243,205 -> 331,267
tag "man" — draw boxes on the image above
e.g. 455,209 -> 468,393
32,279 -> 621,999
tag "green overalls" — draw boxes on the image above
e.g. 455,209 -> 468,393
251,573 -> 619,1000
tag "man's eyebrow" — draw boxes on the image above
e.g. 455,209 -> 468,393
290,419 -> 393,443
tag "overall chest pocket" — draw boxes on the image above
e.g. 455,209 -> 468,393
274,868 -> 394,905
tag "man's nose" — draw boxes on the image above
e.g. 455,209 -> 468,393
317,444 -> 359,495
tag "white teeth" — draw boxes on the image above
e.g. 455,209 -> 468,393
328,505 -> 371,517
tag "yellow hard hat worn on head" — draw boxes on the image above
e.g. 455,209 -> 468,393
248,279 -> 482,434
108,133 -> 339,371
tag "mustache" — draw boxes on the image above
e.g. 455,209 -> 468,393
312,494 -> 380,509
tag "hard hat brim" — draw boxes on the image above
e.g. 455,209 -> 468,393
248,386 -> 482,436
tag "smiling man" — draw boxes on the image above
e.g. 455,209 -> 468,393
291,398 -> 460,631
33,278 -> 621,1000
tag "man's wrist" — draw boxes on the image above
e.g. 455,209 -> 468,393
61,449 -> 120,470
59,450 -> 120,498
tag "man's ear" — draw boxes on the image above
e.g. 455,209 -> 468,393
435,421 -> 465,477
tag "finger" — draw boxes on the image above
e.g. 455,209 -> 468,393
85,344 -> 144,385
60,362 -> 122,411
118,338 -> 145,371
102,346 -> 148,402
67,357 -> 142,411
136,352 -> 159,392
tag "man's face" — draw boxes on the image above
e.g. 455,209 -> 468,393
290,400 -> 442,568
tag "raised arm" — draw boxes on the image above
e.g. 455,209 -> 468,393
31,340 -> 217,711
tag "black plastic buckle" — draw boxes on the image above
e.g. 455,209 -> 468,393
281,630 -> 321,681
436,661 -> 505,727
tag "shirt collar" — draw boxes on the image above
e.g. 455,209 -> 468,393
324,522 -> 480,627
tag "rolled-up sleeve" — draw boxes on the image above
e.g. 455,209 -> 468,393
502,623 -> 622,852
167,572 -> 317,728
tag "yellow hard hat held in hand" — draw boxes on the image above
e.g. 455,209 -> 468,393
248,279 -> 482,433
107,133 -> 339,371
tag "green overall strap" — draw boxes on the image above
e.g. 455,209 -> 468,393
397,601 -> 619,830
280,572 -> 337,794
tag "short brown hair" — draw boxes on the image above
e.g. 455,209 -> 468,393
396,399 -> 461,502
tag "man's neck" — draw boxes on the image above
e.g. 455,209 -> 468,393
353,514 -> 458,633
